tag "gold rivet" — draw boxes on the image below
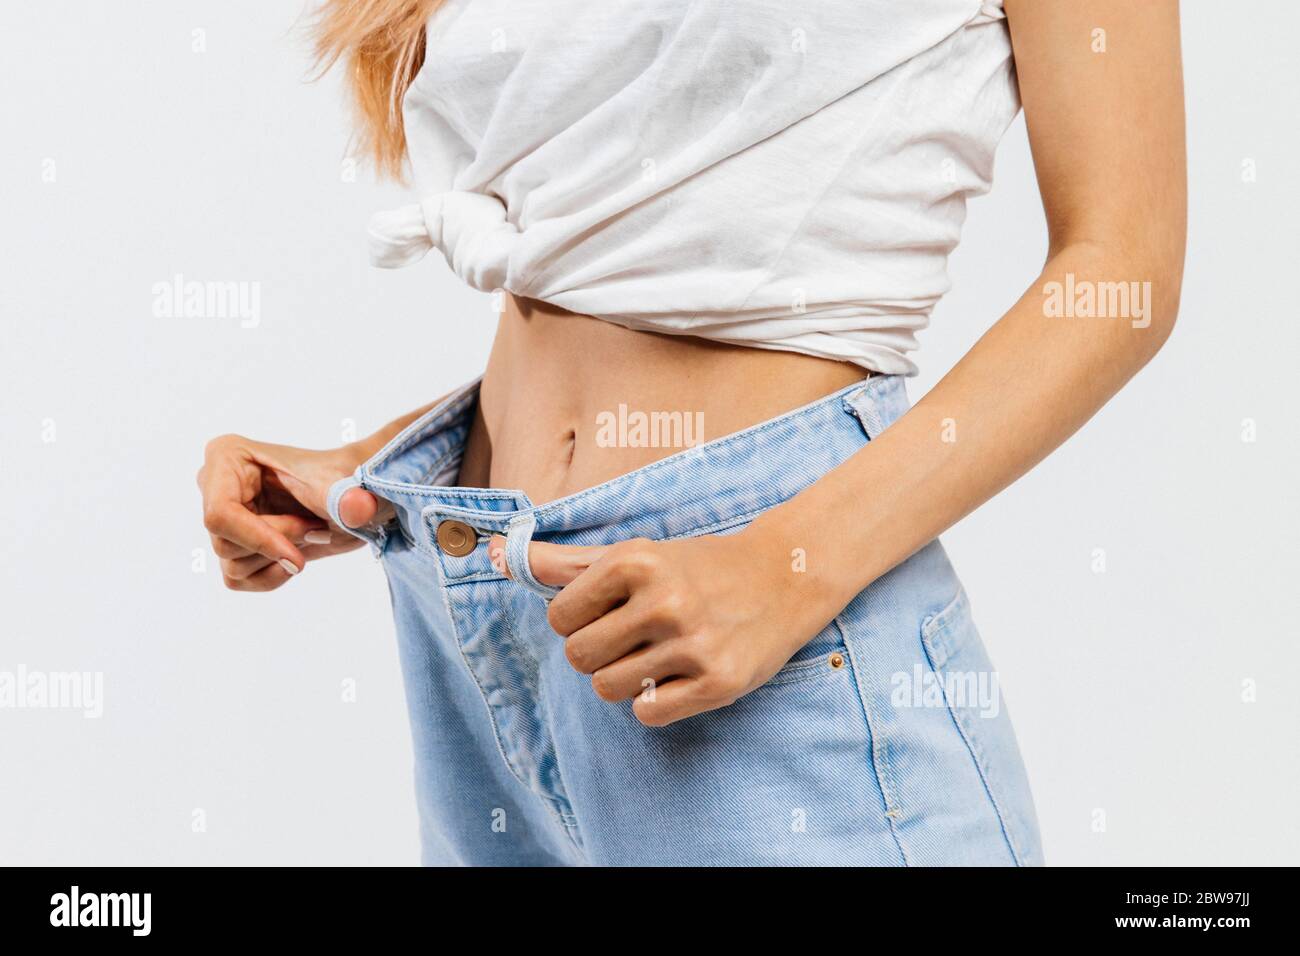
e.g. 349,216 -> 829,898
829,652 -> 845,669
436,519 -> 477,557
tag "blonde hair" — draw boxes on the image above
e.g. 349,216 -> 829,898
311,0 -> 442,180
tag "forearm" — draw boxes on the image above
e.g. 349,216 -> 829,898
749,241 -> 1182,617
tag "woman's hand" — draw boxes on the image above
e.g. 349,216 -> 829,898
490,529 -> 844,726
197,435 -> 385,591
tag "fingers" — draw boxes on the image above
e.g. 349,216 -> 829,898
631,677 -> 714,727
219,526 -> 362,582
209,513 -> 326,561
526,540 -> 610,586
270,469 -> 326,519
203,501 -> 306,574
199,436 -> 304,571
547,539 -> 659,636
200,434 -> 379,591
221,551 -> 276,580
563,601 -> 677,674
443,525 -> 724,725
223,558 -> 297,593
218,538 -> 361,582
487,536 -> 609,588
483,533 -> 718,725
590,643 -> 692,703
486,535 -> 661,638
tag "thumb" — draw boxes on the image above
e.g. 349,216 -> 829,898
487,536 -> 609,587
337,487 -> 381,529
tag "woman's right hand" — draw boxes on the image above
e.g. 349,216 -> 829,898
197,435 -> 387,592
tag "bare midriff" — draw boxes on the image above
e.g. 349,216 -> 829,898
456,294 -> 869,504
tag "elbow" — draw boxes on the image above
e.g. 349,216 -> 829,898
1138,263 -> 1182,363
1051,234 -> 1185,369
1139,247 -> 1184,366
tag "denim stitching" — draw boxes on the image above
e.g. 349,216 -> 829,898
662,506 -> 768,541
498,590 -> 585,854
365,377 -> 901,552
430,572 -> 539,801
415,442 -> 464,487
369,483 -> 522,502
531,379 -> 889,520
841,619 -> 911,866
372,381 -> 481,467
439,574 -> 582,859
919,593 -> 1024,866
759,651 -> 852,687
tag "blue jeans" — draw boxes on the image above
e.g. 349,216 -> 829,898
329,375 -> 1043,866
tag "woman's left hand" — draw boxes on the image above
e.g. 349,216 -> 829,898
489,530 -> 840,726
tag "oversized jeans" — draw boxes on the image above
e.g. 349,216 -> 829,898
328,375 -> 1043,866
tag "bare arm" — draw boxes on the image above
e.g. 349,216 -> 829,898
748,0 -> 1187,614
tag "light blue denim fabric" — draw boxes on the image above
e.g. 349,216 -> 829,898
329,375 -> 1043,866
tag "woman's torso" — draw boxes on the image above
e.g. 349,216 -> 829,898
458,294 -> 866,503
373,0 -> 1019,375
401,1 -> 1018,499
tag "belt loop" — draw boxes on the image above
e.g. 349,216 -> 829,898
505,513 -> 561,602
847,379 -> 889,442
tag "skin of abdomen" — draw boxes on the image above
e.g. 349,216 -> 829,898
460,294 -> 868,504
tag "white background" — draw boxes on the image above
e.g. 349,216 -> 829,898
2,3 -> 1296,865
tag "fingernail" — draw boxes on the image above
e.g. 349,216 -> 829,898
488,536 -> 509,576
278,558 -> 301,576
304,530 -> 332,545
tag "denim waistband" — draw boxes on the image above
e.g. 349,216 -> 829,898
330,373 -> 909,588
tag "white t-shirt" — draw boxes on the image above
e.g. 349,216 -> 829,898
368,0 -> 1020,374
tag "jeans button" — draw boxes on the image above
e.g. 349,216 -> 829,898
436,519 -> 476,557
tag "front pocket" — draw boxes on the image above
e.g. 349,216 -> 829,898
919,587 -> 1004,752
920,587 -> 976,671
